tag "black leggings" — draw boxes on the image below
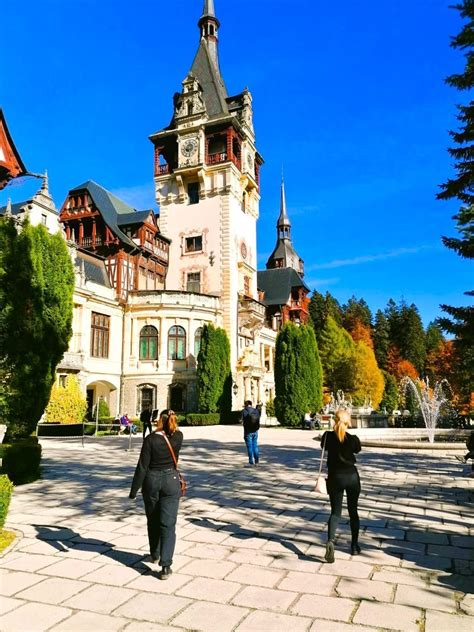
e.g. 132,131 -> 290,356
327,469 -> 360,544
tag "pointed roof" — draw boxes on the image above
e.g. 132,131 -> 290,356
69,180 -> 138,248
257,268 -> 309,306
0,109 -> 27,190
190,1 -> 228,119
266,178 -> 304,276
277,177 -> 291,229
200,0 -> 217,21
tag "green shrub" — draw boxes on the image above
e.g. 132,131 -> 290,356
98,399 -> 110,418
265,399 -> 275,417
44,376 -> 87,424
0,475 -> 14,529
186,413 -> 220,426
38,423 -> 84,437
2,438 -> 42,485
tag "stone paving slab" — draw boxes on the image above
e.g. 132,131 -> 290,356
1,426 -> 473,631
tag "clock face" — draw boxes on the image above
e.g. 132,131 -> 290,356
182,138 -> 198,157
241,242 -> 248,260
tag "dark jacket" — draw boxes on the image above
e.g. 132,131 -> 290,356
130,430 -> 183,498
321,430 -> 361,475
140,409 -> 152,424
242,406 -> 260,434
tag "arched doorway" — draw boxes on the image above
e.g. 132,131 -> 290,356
169,383 -> 186,412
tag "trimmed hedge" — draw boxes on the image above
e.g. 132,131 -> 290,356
38,423 -> 84,437
2,438 -> 42,485
186,413 -> 220,426
0,475 -> 13,529
219,410 -> 242,425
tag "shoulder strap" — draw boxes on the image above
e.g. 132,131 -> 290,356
159,431 -> 178,469
318,433 -> 327,475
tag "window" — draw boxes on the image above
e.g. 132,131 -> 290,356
186,272 -> 201,293
91,312 -> 110,358
41,214 -> 47,226
185,235 -> 203,253
188,182 -> 200,204
243,275 -> 250,296
59,375 -> 67,387
168,326 -> 186,360
194,327 -> 203,358
139,325 -> 158,360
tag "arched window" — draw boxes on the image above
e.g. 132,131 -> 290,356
194,327 -> 203,358
168,325 -> 186,360
140,325 -> 158,360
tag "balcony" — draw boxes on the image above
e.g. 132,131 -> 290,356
207,152 -> 227,165
80,236 -> 103,248
155,164 -> 170,176
238,296 -> 266,332
57,351 -> 85,371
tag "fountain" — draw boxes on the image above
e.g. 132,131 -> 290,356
401,377 -> 450,444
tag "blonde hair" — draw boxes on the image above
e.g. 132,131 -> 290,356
333,409 -> 351,443
155,409 -> 179,436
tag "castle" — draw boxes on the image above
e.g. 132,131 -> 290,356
0,1 -> 309,418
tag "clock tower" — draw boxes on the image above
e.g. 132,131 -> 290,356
150,0 -> 264,371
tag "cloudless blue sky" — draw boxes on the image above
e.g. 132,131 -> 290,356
2,0 -> 472,325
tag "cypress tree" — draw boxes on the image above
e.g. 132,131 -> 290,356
274,323 -> 323,425
274,323 -> 300,424
196,324 -> 231,413
0,220 -> 74,439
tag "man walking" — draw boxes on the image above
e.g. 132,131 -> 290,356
140,405 -> 153,439
242,400 -> 261,466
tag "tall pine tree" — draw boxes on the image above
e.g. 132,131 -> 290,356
437,0 -> 474,381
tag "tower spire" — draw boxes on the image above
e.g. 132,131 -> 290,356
199,0 -> 220,42
277,176 -> 291,239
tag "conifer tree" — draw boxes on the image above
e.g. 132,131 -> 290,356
437,0 -> 474,379
274,323 -> 323,425
318,315 -> 355,393
373,309 -> 390,369
309,291 -> 343,343
379,371 -> 399,413
0,219 -> 74,439
342,296 -> 372,330
350,341 -> 384,409
196,324 -> 231,413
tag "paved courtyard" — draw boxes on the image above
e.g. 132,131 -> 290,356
1,425 -> 473,632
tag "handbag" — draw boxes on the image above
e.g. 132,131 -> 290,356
313,433 -> 327,495
159,432 -> 187,496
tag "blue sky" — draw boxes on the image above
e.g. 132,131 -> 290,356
2,0 -> 472,325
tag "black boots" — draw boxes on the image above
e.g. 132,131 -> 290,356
324,540 -> 335,563
158,566 -> 173,580
351,543 -> 361,555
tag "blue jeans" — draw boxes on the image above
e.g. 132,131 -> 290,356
244,432 -> 259,464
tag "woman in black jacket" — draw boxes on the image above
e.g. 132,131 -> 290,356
321,409 -> 361,563
130,410 -> 183,579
